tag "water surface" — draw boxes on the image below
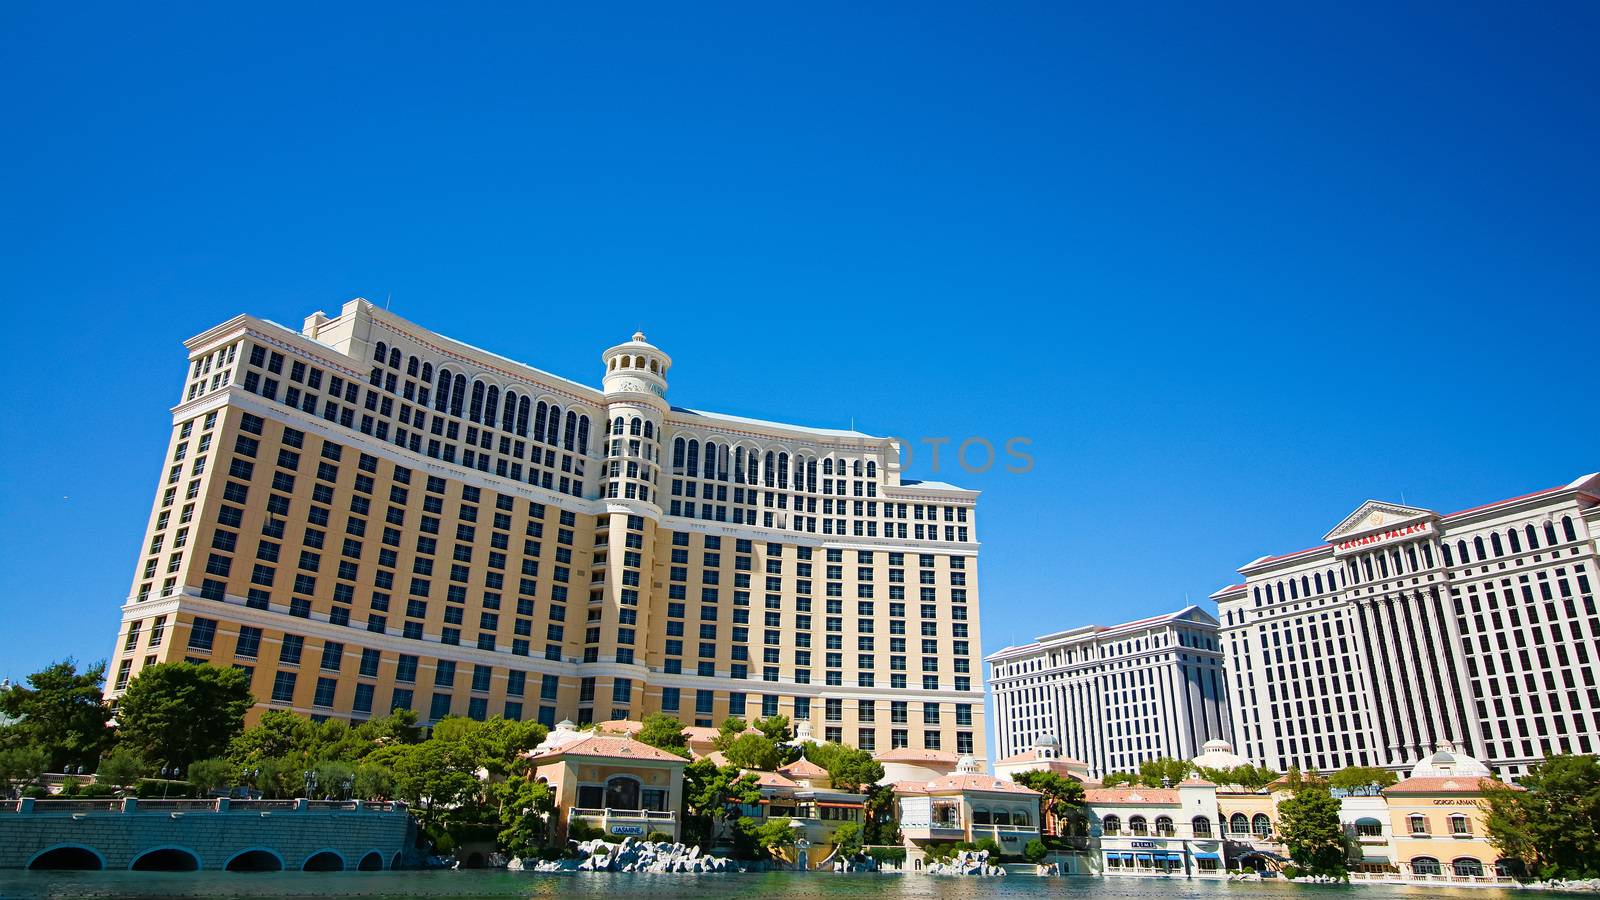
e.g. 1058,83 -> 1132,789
0,870 -> 1536,900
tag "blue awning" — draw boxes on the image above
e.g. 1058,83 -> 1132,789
1195,852 -> 1220,860
1162,852 -> 1184,860
1110,852 -> 1132,860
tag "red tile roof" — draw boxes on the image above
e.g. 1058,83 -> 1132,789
527,735 -> 687,764
1386,776 -> 1517,794
1083,788 -> 1180,804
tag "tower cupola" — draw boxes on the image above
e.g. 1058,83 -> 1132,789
601,331 -> 670,403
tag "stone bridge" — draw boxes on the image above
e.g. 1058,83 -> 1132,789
0,797 -> 415,871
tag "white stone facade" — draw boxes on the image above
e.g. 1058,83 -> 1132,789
1212,473 -> 1600,778
986,606 -> 1232,778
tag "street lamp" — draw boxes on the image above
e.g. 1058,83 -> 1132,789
303,769 -> 319,800
240,767 -> 260,799
160,766 -> 182,800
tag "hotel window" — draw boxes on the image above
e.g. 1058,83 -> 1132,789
1450,814 -> 1471,836
1409,814 -> 1428,835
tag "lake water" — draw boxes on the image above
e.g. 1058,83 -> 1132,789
0,871 -> 1536,900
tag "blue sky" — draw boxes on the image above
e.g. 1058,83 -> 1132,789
2,2 -> 1598,681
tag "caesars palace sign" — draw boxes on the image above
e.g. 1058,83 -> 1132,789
1333,517 -> 1433,555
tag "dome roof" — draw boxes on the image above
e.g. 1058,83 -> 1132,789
1409,742 -> 1491,779
1191,739 -> 1248,770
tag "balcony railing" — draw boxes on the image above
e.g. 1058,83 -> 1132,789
2,797 -> 405,815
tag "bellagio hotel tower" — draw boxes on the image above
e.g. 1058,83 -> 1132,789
104,299 -> 985,760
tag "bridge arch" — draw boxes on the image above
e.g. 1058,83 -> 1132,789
224,848 -> 284,872
131,846 -> 202,871
357,850 -> 386,871
302,849 -> 345,871
27,844 -> 106,871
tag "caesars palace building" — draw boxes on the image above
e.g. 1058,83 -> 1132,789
1212,473 -> 1600,778
104,298 -> 985,759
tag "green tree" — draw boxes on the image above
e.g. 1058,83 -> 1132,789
733,815 -> 796,860
227,709 -> 314,765
0,746 -> 50,796
832,820 -> 864,858
95,748 -> 147,788
1485,754 -> 1600,880
804,742 -> 883,793
1327,766 -> 1396,790
312,759 -> 357,798
753,714 -> 793,744
1012,769 -> 1083,834
1101,770 -> 1136,787
1276,780 -> 1348,880
682,758 -> 763,848
1135,757 -> 1194,788
713,716 -> 750,751
354,761 -> 396,801
635,713 -> 690,758
185,757 -> 235,796
723,732 -> 781,770
496,774 -> 555,857
863,782 -> 901,845
0,660 -> 115,771
115,663 -> 253,769
1024,838 -> 1049,863
1196,763 -> 1280,790
388,739 -> 482,829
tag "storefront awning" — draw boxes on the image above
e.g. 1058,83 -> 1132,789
1194,852 -> 1220,860
816,801 -> 862,808
1161,852 -> 1184,860
1109,852 -> 1132,860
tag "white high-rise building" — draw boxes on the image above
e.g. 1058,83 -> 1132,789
1211,472 -> 1600,778
986,606 -> 1232,778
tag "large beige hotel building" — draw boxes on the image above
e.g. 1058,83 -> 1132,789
104,299 -> 985,759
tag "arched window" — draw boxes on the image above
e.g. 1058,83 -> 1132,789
1453,857 -> 1484,877
1192,815 -> 1212,837
1012,808 -> 1029,826
516,397 -> 530,436
777,452 -> 789,489
1411,856 -> 1440,876
993,809 -> 1011,826
1354,817 -> 1384,837
604,775 -> 640,810
1473,536 -> 1486,561
1129,815 -> 1147,835
673,438 -> 686,472
764,452 -> 776,487
1314,573 -> 1323,593
407,355 -> 420,377
866,461 -> 877,478
1155,816 -> 1173,836
388,347 -> 401,369
420,362 -> 432,382
1563,516 -> 1577,542
534,402 -> 548,441
483,385 -> 499,426
1491,533 -> 1504,557
1458,539 -> 1470,563
450,374 -> 466,417
544,404 -> 561,444
374,341 -> 387,363
1507,529 -> 1521,553
1229,813 -> 1249,834
973,808 -> 991,825
1545,521 -> 1559,545
577,416 -> 590,455
1102,815 -> 1121,834
434,368 -> 452,412
563,411 -> 578,450
1423,544 -> 1434,567
1525,524 -> 1539,549
704,443 -> 718,480
686,440 -> 700,477
823,458 -> 833,475
643,421 -> 653,439
628,417 -> 641,436
1252,814 -> 1272,838
503,392 -> 519,432
612,416 -> 625,436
